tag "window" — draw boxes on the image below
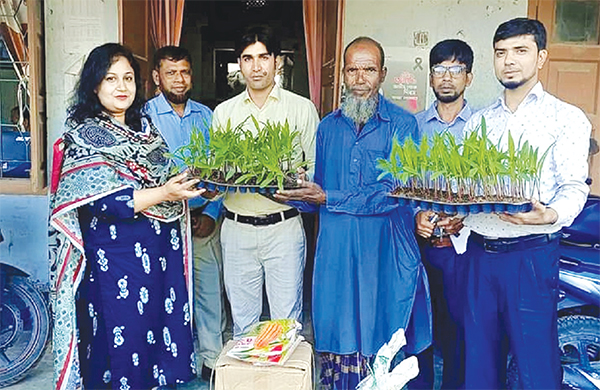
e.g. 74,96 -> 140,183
555,0 -> 600,44
0,0 -> 45,194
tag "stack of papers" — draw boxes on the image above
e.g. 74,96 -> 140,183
226,319 -> 304,365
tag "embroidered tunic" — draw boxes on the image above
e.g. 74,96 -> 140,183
49,115 -> 195,390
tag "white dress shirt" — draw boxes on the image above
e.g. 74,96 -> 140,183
463,82 -> 591,238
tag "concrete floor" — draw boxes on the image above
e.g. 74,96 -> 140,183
3,345 -> 211,390
3,314 -> 439,390
3,344 -> 53,390
3,231 -> 436,390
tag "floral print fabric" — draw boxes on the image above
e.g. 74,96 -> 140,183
49,115 -> 193,390
76,188 -> 195,389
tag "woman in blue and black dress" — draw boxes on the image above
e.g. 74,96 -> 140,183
49,43 -> 205,390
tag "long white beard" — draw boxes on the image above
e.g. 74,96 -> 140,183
341,91 -> 378,126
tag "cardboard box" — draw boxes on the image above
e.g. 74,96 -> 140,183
215,340 -> 313,390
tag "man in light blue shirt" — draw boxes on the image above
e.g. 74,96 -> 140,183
415,41 -> 473,143
145,46 -> 223,383
413,39 -> 474,390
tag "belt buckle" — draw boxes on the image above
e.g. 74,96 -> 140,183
483,239 -> 502,253
483,241 -> 493,252
254,215 -> 270,225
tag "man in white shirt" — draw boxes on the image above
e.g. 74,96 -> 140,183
212,26 -> 319,338
460,18 -> 591,389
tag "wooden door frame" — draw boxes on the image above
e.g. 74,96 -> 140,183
118,0 -> 155,97
529,0 -> 600,195
331,0 -> 345,112
529,0 -> 600,84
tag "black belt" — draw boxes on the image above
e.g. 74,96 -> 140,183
224,208 -> 299,226
470,231 -> 561,253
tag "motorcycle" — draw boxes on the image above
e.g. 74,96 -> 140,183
508,195 -> 600,389
556,194 -> 600,389
0,228 -> 51,388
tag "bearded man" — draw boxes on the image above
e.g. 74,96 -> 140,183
459,18 -> 590,389
145,46 -> 224,383
412,39 -> 474,390
276,36 -> 431,389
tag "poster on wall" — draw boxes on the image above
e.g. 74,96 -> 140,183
381,47 -> 429,114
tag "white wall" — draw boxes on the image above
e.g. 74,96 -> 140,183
343,0 -> 528,112
45,0 -> 119,148
0,0 -> 118,287
42,0 -> 527,135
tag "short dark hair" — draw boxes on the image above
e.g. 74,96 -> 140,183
153,45 -> 192,70
493,18 -> 547,50
430,39 -> 474,72
236,26 -> 281,59
343,37 -> 385,68
68,43 -> 145,131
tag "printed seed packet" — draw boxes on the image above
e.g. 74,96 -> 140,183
226,319 -> 303,366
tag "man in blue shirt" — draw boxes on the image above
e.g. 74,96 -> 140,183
413,39 -> 474,389
145,46 -> 223,382
277,37 -> 431,389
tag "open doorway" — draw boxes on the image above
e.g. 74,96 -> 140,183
178,1 -> 318,329
179,0 -> 309,110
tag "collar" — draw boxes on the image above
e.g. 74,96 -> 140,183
425,100 -> 472,124
154,93 -> 177,115
242,84 -> 282,106
376,95 -> 392,122
153,93 -> 201,117
494,81 -> 544,112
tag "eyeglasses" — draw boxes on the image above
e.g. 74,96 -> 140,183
431,64 -> 467,78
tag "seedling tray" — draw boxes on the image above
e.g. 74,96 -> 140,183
197,179 -> 298,195
389,193 -> 532,215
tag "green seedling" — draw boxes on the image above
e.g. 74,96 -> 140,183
376,117 -> 550,204
169,115 -> 312,191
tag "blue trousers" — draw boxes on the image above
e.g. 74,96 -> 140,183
463,236 -> 561,389
413,244 -> 466,389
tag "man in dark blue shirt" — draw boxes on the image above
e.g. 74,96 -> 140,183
277,36 -> 431,389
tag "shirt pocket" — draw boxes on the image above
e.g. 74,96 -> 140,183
362,149 -> 387,186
